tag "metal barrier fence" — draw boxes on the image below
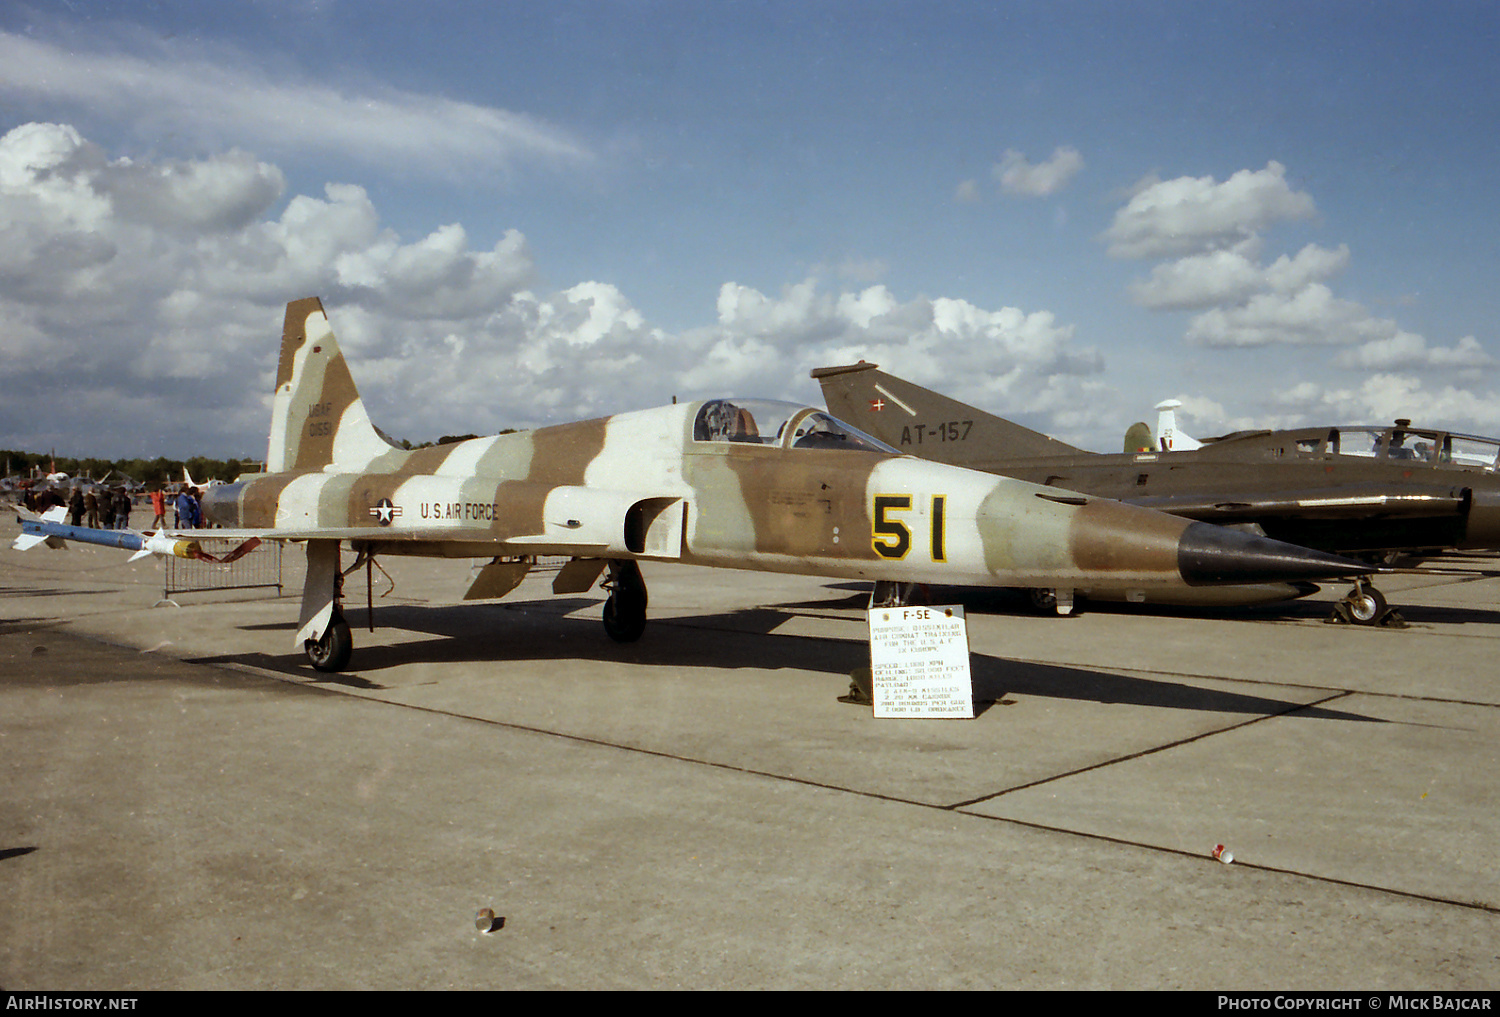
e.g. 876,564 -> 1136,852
160,538 -> 284,605
158,546 -> 571,607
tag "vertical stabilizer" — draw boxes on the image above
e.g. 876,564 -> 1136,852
1155,399 -> 1203,451
267,297 -> 397,473
1123,421 -> 1154,453
813,362 -> 1088,467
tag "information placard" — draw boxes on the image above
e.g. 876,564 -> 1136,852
867,605 -> 973,719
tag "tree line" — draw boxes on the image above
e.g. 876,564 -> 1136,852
4,428 -> 523,486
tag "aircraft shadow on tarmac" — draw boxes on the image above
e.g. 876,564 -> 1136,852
0,616 -> 65,634
188,600 -> 1382,726
0,585 -> 118,600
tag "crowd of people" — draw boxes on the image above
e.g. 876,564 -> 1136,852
15,484 -> 207,531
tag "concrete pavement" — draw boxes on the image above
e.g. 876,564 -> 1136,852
2,511 -> 1497,988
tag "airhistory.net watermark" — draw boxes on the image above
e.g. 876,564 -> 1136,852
5,998 -> 138,1010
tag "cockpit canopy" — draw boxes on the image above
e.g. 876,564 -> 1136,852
1281,426 -> 1500,470
1210,423 -> 1500,471
692,399 -> 899,453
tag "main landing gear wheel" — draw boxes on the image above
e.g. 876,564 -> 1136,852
305,614 -> 353,672
602,560 -> 648,643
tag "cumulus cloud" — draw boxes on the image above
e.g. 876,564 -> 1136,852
1276,374 -> 1500,433
0,29 -> 590,177
993,146 -> 1084,197
1102,161 -> 1315,260
1335,333 -> 1494,371
1113,161 -> 1492,376
1130,240 -> 1369,350
0,122 -> 1112,458
1128,245 -> 1267,310
677,279 -> 1105,424
1263,243 -> 1350,293
1130,240 -> 1349,315
1183,284 -> 1393,348
0,122 -> 549,454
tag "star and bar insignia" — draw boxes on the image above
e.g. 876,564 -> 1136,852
370,498 -> 402,526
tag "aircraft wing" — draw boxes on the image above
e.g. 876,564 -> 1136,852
160,525 -> 611,551
15,515 -> 616,561
1125,483 -> 1467,521
160,525 -> 474,542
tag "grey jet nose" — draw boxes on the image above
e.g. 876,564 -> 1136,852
1177,521 -> 1373,586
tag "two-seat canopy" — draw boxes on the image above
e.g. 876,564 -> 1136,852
691,399 -> 898,453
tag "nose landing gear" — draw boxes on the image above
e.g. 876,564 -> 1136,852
1328,576 -> 1405,628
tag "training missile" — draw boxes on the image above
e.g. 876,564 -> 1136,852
11,507 -> 257,563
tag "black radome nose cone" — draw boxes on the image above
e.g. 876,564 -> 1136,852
1177,522 -> 1372,586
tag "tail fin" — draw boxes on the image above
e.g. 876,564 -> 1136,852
1154,399 -> 1203,451
1123,421 -> 1154,453
812,362 -> 1088,468
12,505 -> 69,552
267,297 -> 399,473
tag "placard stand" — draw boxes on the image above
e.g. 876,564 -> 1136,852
866,605 -> 974,719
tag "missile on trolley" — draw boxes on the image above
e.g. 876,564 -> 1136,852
11,506 -> 258,563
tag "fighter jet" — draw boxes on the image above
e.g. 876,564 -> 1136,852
15,298 -> 1375,671
815,361 -> 1500,622
183,468 -> 226,489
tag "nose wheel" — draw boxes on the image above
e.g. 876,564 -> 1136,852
870,581 -> 930,609
1329,577 -> 1404,627
1024,587 -> 1078,616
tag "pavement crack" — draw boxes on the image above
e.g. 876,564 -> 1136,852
942,690 -> 1358,809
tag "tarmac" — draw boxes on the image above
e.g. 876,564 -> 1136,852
1,509 -> 1498,990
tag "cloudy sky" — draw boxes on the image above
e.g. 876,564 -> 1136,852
2,0 -> 1498,461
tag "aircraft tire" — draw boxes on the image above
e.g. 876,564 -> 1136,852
1025,587 -> 1082,616
305,616 -> 353,672
1346,587 -> 1388,625
602,591 -> 647,643
1025,588 -> 1058,614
